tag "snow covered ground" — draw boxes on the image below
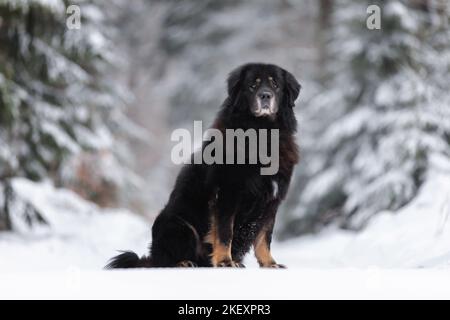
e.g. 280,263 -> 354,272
3,268 -> 450,299
1,170 -> 450,299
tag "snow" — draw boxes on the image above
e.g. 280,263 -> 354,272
40,121 -> 81,153
33,38 -> 90,83
3,269 -> 450,300
1,172 -> 450,299
385,1 -> 419,31
1,178 -> 150,271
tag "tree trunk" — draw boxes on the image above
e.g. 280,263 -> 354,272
0,182 -> 12,231
316,0 -> 333,84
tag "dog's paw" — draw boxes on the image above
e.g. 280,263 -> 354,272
216,260 -> 246,268
262,263 -> 286,269
233,261 -> 246,268
177,260 -> 198,268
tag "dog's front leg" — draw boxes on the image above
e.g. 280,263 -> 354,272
254,204 -> 286,269
209,191 -> 244,268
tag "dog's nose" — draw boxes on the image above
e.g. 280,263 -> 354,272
258,91 -> 273,100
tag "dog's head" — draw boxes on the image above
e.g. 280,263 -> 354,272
227,63 -> 301,120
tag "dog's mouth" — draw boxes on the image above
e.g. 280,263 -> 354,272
257,106 -> 272,117
253,100 -> 277,118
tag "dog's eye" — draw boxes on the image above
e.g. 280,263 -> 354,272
271,79 -> 278,88
250,84 -> 257,90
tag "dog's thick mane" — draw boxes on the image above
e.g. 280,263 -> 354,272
211,97 -> 299,177
211,65 -> 300,175
215,95 -> 297,133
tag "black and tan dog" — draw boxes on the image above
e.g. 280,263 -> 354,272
106,63 -> 300,268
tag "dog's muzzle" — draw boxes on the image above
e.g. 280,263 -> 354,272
255,89 -> 276,117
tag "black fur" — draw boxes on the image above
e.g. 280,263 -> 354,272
106,63 -> 300,268
106,251 -> 152,268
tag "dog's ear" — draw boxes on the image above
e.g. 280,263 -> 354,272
227,65 -> 246,97
284,70 -> 301,108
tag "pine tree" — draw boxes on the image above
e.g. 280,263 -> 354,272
282,0 -> 450,236
0,0 -> 140,230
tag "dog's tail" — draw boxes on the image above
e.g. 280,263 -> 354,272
105,251 -> 153,269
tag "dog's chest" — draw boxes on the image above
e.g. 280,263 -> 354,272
241,175 -> 280,208
271,179 -> 279,198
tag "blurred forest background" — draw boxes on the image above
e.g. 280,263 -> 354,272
0,0 -> 449,260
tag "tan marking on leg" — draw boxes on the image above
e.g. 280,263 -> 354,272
204,210 -> 217,247
211,242 -> 233,267
204,210 -> 234,267
177,260 -> 197,268
254,229 -> 276,267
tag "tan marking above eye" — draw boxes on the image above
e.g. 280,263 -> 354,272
268,76 -> 273,80
256,78 -> 261,83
